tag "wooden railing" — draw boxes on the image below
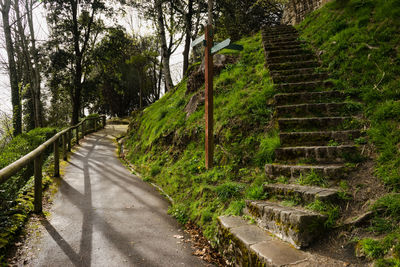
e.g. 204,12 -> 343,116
0,115 -> 106,213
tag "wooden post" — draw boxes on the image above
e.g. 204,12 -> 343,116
94,119 -> 97,132
63,133 -> 67,160
67,130 -> 71,151
54,138 -> 59,177
76,127 -> 79,145
34,155 -> 42,213
102,116 -> 106,128
82,120 -> 85,136
205,24 -> 214,169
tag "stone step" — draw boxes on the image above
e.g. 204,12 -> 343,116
263,183 -> 338,204
265,163 -> 348,181
245,200 -> 327,248
278,116 -> 357,132
279,130 -> 361,147
218,216 -> 313,266
276,80 -> 333,93
267,54 -> 315,65
262,26 -> 297,35
267,48 -> 312,58
271,67 -> 320,77
264,40 -> 304,48
264,35 -> 299,44
267,60 -> 320,71
274,145 -> 359,164
262,32 -> 299,40
272,73 -> 328,84
263,44 -> 303,52
274,91 -> 345,105
276,102 -> 360,118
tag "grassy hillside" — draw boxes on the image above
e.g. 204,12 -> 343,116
126,0 -> 400,264
126,33 -> 280,240
297,0 -> 400,265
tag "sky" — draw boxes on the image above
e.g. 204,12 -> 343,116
0,3 -> 185,116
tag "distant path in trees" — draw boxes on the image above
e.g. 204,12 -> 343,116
25,125 -> 205,266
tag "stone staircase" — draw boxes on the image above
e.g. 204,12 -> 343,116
218,25 -> 363,266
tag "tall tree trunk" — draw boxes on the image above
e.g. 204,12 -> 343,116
71,0 -> 81,125
182,0 -> 193,76
155,0 -> 174,92
27,0 -> 42,127
14,0 -> 35,130
1,0 -> 22,136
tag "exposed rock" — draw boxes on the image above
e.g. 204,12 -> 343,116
184,91 -> 205,118
186,54 -> 237,94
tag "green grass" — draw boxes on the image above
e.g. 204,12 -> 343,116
126,32 -> 278,243
297,0 -> 400,263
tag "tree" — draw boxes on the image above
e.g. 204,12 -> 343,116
13,0 -> 43,130
43,0 -> 110,125
87,28 -> 160,116
0,0 -> 22,136
130,0 -> 186,92
170,0 -> 207,76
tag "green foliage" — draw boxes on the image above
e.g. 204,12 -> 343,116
215,182 -> 243,201
296,170 -> 327,187
126,32 -> 279,241
245,184 -> 267,200
306,200 -> 339,228
0,127 -> 57,202
168,204 -> 189,225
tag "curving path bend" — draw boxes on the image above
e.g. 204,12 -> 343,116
27,125 -> 205,267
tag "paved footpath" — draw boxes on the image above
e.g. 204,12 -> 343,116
28,125 -> 206,267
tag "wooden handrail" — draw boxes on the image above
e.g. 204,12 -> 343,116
0,115 -> 106,213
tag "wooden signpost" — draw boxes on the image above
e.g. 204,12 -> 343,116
191,4 -> 243,169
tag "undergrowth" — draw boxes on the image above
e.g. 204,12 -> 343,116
298,0 -> 400,264
126,32 -> 279,242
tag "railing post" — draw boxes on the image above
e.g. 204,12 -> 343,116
102,116 -> 106,128
67,130 -> 71,151
94,118 -> 97,132
34,155 -> 43,213
76,127 -> 79,145
82,120 -> 86,136
54,138 -> 59,177
63,133 -> 67,160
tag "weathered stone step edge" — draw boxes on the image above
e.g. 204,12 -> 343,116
262,30 -> 298,36
265,163 -> 348,181
276,80 -> 333,93
274,91 -> 345,105
267,60 -> 320,71
272,73 -> 328,84
279,130 -> 361,147
264,40 -> 304,47
218,215 -> 311,266
263,44 -> 303,52
264,36 -> 300,44
271,67 -> 320,76
278,116 -> 356,132
275,102 -> 359,118
218,215 -> 349,266
245,200 -> 327,248
274,145 -> 358,164
267,54 -> 316,64
267,48 -> 313,58
263,183 -> 338,204
262,33 -> 299,40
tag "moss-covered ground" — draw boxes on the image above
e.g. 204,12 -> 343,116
126,33 -> 280,242
297,0 -> 400,264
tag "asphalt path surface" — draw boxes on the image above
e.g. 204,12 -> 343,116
29,125 -> 206,267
